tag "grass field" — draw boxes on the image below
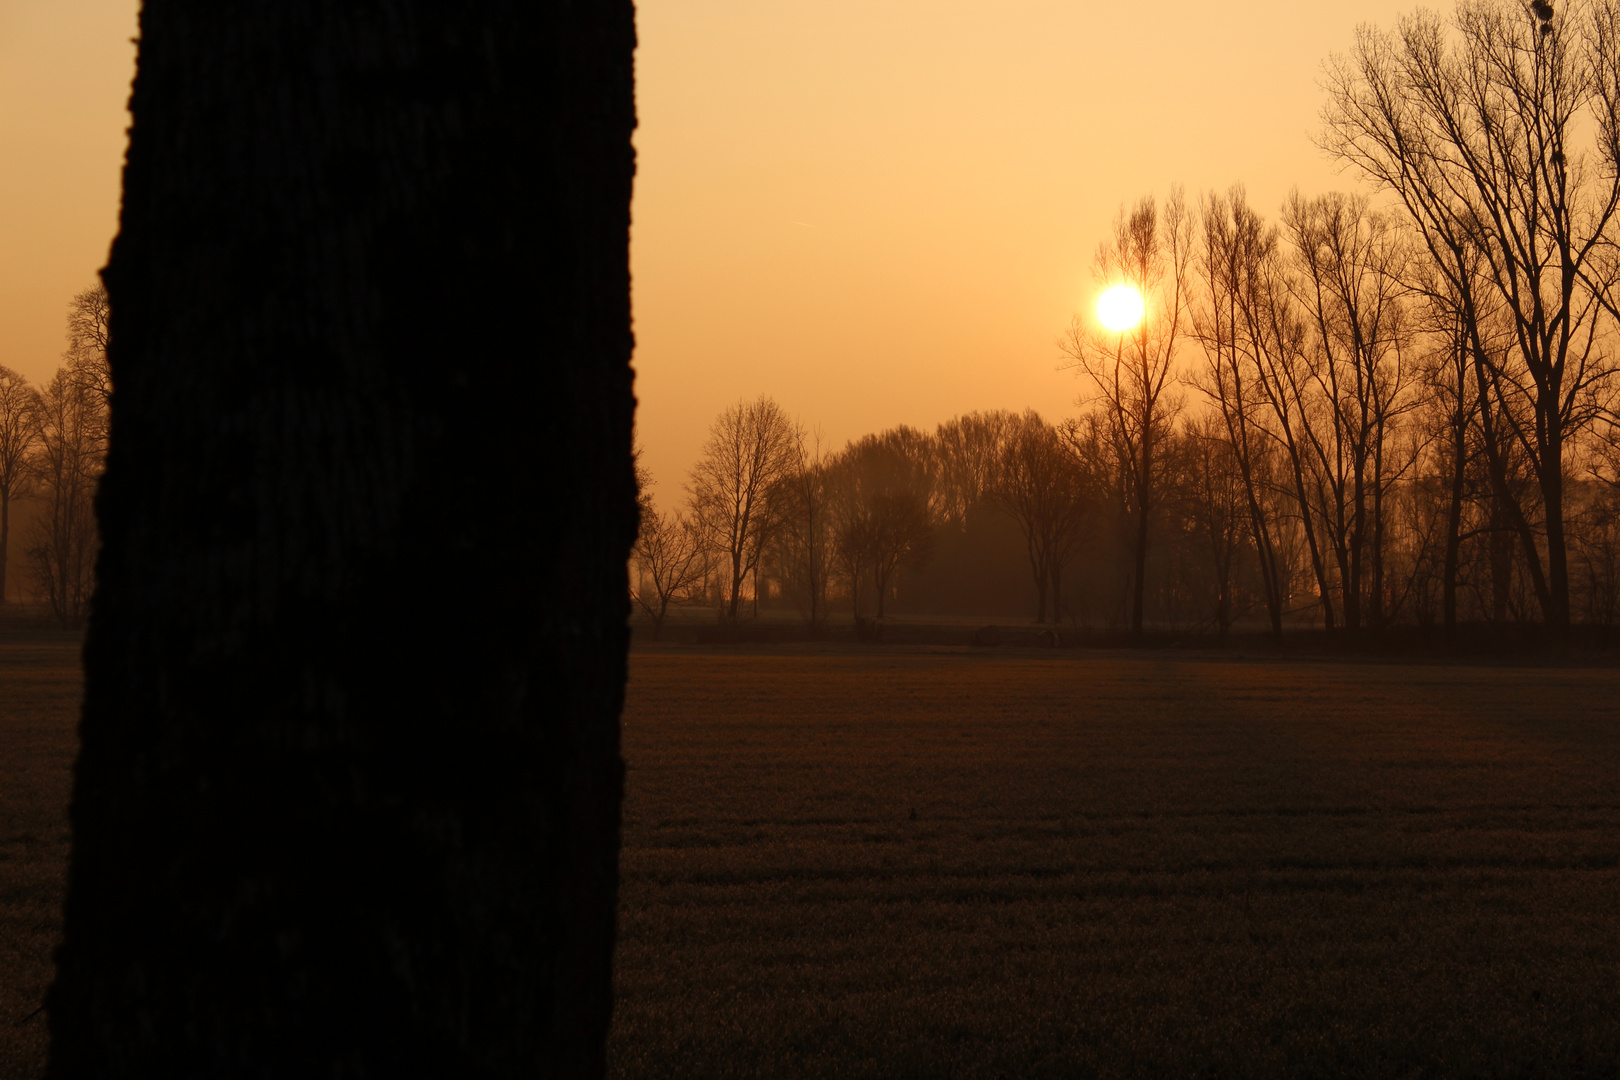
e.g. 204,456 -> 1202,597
0,628 -> 80,1080
611,646 -> 1620,1079
3,637 -> 1618,1077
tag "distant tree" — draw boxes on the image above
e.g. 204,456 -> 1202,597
632,464 -> 707,639
1061,190 -> 1193,636
933,411 -> 1016,528
991,411 -> 1089,624
64,284 -> 113,439
690,396 -> 799,622
27,366 -> 103,626
23,285 -> 115,623
770,428 -> 834,627
0,365 -> 39,604
827,468 -> 877,618
828,428 -> 936,620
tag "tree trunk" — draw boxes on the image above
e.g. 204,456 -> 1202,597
1242,483 -> 1284,637
1345,481 -> 1363,633
1542,429 -> 1571,632
1337,541 -> 1359,632
1049,557 -> 1064,626
1490,496 -> 1515,622
1368,430 -> 1385,632
1279,431 -> 1336,631
1131,502 -> 1149,637
1472,347 -> 1550,621
727,549 -> 745,621
1442,414 -> 1467,650
47,5 -> 636,1077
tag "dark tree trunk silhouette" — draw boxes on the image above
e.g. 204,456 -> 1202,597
47,4 -> 636,1077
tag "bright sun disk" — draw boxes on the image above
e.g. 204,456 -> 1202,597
1096,284 -> 1145,332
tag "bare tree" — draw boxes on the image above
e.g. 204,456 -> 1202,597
1409,247 -> 1515,643
0,365 -> 39,604
65,284 -> 113,438
827,462 -> 876,619
1322,0 -> 1620,629
992,411 -> 1090,624
689,396 -> 799,621
1192,188 -> 1291,636
826,428 -> 935,621
632,463 -> 707,639
22,285 -> 115,622
1231,212 -> 1343,630
1061,190 -> 1193,635
770,427 -> 834,627
632,504 -> 706,638
1282,191 -> 1419,630
28,367 -> 104,626
933,411 -> 1016,528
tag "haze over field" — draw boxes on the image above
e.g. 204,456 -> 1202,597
2,0 -> 1414,501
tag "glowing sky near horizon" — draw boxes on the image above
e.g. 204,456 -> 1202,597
2,0 -> 1417,507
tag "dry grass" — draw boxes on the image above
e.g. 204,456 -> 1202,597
0,629 -> 80,1080
612,646 -> 1620,1079
3,637 -> 1617,1077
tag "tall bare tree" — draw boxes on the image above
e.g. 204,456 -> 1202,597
27,367 -> 104,626
690,396 -> 799,621
1192,188 -> 1291,635
1061,190 -> 1192,635
1322,0 -> 1620,629
0,365 -> 39,604
1236,215 -> 1343,630
25,285 -> 116,623
1282,191 -> 1419,630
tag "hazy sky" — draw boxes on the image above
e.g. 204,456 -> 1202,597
3,0 -> 1416,504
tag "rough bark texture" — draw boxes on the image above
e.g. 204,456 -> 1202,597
47,4 -> 636,1077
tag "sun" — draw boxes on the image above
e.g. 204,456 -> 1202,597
1096,284 -> 1145,333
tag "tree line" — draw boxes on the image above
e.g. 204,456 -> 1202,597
0,285 -> 110,625
636,0 -> 1620,643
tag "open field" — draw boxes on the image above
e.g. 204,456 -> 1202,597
3,636 -> 1618,1077
0,628 -> 80,1079
612,645 -> 1620,1078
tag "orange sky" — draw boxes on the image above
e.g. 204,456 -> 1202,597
3,0 -> 1416,506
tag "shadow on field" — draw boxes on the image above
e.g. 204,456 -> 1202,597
613,648 -> 1620,1079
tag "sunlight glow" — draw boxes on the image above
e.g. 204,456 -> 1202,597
1096,284 -> 1145,333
